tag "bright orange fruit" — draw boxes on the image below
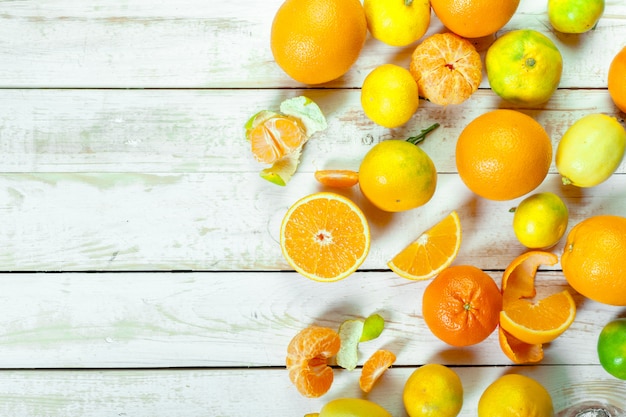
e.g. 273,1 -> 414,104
409,32 -> 482,106
359,349 -> 396,393
286,326 -> 341,398
280,192 -> 370,282
247,114 -> 306,164
314,169 -> 360,188
609,46 -> 626,113
388,211 -> 461,281
500,251 -> 576,345
271,0 -> 367,84
422,265 -> 502,347
561,215 -> 626,306
430,0 -> 520,38
456,109 -> 552,201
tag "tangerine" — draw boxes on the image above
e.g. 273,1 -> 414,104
409,33 -> 482,106
478,374 -> 554,417
608,46 -> 626,113
561,215 -> 626,306
422,265 -> 502,347
455,109 -> 552,201
286,326 -> 341,397
359,349 -> 396,393
430,0 -> 520,38
270,0 -> 367,85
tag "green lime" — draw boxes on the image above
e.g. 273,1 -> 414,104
512,192 -> 569,249
548,0 -> 604,34
597,318 -> 626,380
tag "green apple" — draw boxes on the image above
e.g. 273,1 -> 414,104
548,0 -> 605,34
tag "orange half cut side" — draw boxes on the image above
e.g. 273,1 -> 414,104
280,192 -> 371,282
387,211 -> 461,280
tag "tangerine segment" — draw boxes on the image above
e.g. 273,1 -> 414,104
498,326 -> 544,364
409,32 -> 482,106
314,169 -> 360,188
280,192 -> 370,282
388,211 -> 462,281
286,326 -> 341,398
500,289 -> 576,345
359,349 -> 396,393
248,115 -> 306,164
501,251 -> 558,306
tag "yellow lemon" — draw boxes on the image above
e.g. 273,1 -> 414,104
359,140 -> 437,212
311,398 -> 392,417
513,192 -> 569,249
364,0 -> 431,47
361,64 -> 419,128
403,364 -> 463,417
548,0 -> 604,34
486,29 -> 562,106
478,374 -> 553,417
556,113 -> 626,187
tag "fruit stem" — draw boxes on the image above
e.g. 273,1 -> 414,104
562,176 -> 573,186
405,0 -> 413,5
406,123 -> 440,145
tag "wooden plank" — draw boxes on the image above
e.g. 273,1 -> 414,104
0,171 -> 623,271
0,366 -> 622,416
0,1 -> 624,88
0,271 -> 620,368
0,88 -> 622,174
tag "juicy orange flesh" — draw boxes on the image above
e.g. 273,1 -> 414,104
286,326 -> 341,398
501,251 -> 558,306
249,116 -> 306,164
314,169 -> 360,188
498,326 -> 544,364
283,197 -> 368,279
504,290 -> 574,331
359,349 -> 396,393
389,211 -> 460,278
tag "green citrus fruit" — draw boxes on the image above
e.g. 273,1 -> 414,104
364,0 -> 431,47
548,0 -> 604,34
403,364 -> 463,417
556,113 -> 626,187
597,318 -> 626,380
361,64 -> 419,128
486,29 -> 562,106
513,192 -> 569,249
359,140 -> 437,212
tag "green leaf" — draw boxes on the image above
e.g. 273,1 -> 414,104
360,313 -> 385,342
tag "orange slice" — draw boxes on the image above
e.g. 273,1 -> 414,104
314,169 -> 360,188
286,326 -> 341,398
387,211 -> 461,280
359,349 -> 396,393
498,326 -> 544,364
280,192 -> 371,282
499,251 -> 576,346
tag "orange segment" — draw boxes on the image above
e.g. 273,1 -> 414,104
499,289 -> 576,345
286,326 -> 341,398
359,349 -> 396,393
280,192 -> 371,282
409,33 -> 482,106
314,169 -> 360,188
499,251 -> 576,346
498,326 -> 544,364
387,211 -> 461,281
248,116 -> 306,164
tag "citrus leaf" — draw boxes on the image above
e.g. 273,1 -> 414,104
360,313 -> 385,342
280,96 -> 327,136
336,319 -> 364,371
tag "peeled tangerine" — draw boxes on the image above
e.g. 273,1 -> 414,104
556,113 -> 626,187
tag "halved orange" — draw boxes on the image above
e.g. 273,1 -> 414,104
498,325 -> 544,364
359,349 -> 396,393
499,251 -> 576,346
314,169 -> 360,188
387,211 -> 461,280
280,192 -> 370,282
286,326 -> 341,398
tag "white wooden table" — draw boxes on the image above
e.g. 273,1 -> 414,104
1,1 -> 625,415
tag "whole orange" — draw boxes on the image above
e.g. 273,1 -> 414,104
608,46 -> 626,113
561,215 -> 626,306
270,0 -> 367,85
422,265 -> 503,347
455,109 -> 552,201
430,0 -> 520,38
